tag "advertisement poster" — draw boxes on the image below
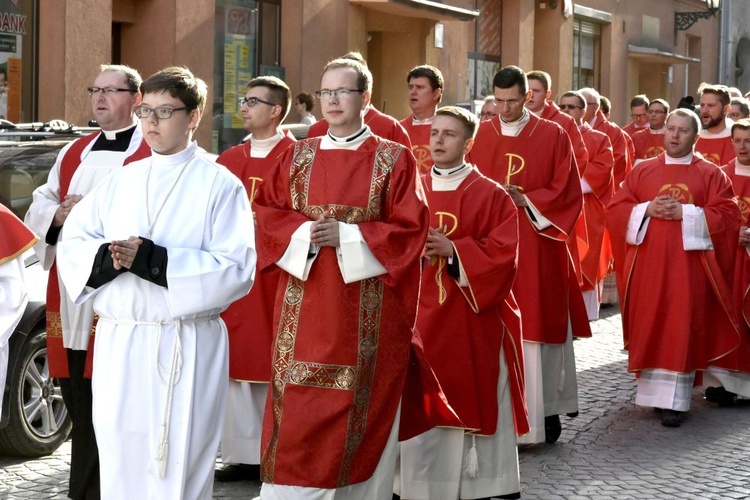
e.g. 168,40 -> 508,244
0,0 -> 25,122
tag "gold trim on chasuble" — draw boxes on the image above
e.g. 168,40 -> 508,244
263,139 -> 402,487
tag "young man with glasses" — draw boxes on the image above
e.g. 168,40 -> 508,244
213,75 -> 296,483
622,95 -> 650,138
468,66 -> 587,445
631,99 -> 670,165
253,57 -> 429,499
25,63 -> 150,500
559,91 -> 615,320
57,66 -> 256,499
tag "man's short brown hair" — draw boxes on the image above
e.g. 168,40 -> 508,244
407,65 -> 444,91
323,58 -> 373,93
732,117 -> 750,136
630,94 -> 649,109
698,83 -> 731,107
526,70 -> 551,92
247,76 -> 292,120
141,66 -> 207,114
436,105 -> 479,139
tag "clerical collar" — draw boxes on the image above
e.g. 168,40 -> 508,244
412,114 -> 434,126
322,126 -> 371,150
665,151 -> 693,165
249,131 -> 284,158
432,163 -> 468,176
151,141 -> 199,167
649,126 -> 666,134
91,123 -> 137,152
500,109 -> 530,137
735,159 -> 750,177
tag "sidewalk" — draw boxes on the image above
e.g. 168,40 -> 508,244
2,307 -> 749,499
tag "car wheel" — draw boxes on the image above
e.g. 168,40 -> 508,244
0,326 -> 71,457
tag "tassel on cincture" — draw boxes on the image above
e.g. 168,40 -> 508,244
156,424 -> 169,478
462,435 -> 479,478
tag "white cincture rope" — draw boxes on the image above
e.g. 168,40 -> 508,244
98,315 -> 217,478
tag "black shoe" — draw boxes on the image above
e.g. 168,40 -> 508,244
496,493 -> 522,499
544,414 -> 562,443
705,386 -> 737,407
214,463 -> 260,482
566,411 -> 579,418
661,410 -> 682,427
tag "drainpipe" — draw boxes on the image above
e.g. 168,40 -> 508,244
718,0 -> 732,85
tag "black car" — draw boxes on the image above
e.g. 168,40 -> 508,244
0,120 -> 97,457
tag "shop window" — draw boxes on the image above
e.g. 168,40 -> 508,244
573,17 -> 601,90
466,0 -> 502,102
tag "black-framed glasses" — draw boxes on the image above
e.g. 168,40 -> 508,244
87,87 -> 136,96
134,106 -> 189,119
559,104 -> 583,111
239,96 -> 277,108
314,88 -> 364,100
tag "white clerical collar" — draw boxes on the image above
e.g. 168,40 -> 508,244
412,114 -> 434,125
321,126 -> 371,150
431,163 -> 471,191
500,109 -> 530,137
700,118 -> 733,139
735,160 -> 750,177
151,141 -> 200,167
649,126 -> 666,135
249,131 -> 284,158
665,151 -> 694,165
101,122 -> 138,140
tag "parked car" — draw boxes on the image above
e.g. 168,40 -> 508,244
0,120 -> 97,457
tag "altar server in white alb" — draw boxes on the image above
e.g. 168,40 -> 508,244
57,66 -> 256,500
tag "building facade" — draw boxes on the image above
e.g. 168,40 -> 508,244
27,0 -> 725,153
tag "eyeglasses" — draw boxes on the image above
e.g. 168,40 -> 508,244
494,97 -> 524,108
239,96 -> 277,108
314,88 -> 364,100
87,87 -> 136,96
631,113 -> 647,119
133,105 -> 189,119
559,104 -> 583,110
647,109 -> 667,115
479,112 -> 498,119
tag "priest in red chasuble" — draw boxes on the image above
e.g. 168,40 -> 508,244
705,118 -> 750,406
606,109 -> 741,428
396,106 -> 526,500
400,64 -> 444,173
467,65 -> 586,446
253,57 -> 429,498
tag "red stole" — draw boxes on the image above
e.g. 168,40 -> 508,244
606,153 -> 741,373
308,107 -> 412,148
468,113 -> 587,343
217,135 -> 295,381
0,204 -> 38,264
47,132 -> 151,378
400,115 -> 432,173
414,169 -> 528,436
254,136 -> 430,488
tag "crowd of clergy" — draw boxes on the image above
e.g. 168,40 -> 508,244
1,52 -> 750,500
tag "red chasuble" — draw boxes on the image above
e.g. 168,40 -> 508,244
217,134 -> 295,381
400,115 -> 433,173
606,153 -> 741,373
622,121 -> 647,138
712,160 -> 750,373
0,204 -> 38,265
308,106 -> 412,148
578,123 -> 615,290
47,132 -> 151,378
467,113 -> 586,344
253,136 -> 429,488
593,111 -> 632,190
415,168 -> 528,436
542,101 -> 588,177
696,135 -> 735,166
631,128 -> 666,162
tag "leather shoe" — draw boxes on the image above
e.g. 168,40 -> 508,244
660,409 -> 682,427
215,463 -> 260,482
544,414 -> 562,443
705,386 -> 737,407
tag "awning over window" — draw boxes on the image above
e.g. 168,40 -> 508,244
349,0 -> 479,21
628,44 -> 700,64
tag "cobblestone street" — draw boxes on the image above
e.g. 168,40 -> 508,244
2,307 -> 749,499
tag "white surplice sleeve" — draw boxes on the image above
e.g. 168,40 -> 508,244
336,222 -> 386,283
681,204 -> 713,251
626,202 -> 651,245
164,179 -> 256,317
524,195 -> 554,231
24,141 -> 76,270
276,221 -> 318,281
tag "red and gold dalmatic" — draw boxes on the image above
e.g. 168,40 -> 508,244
253,136 -> 429,488
468,113 -> 587,343
217,134 -> 295,382
713,160 -> 750,373
400,116 -> 432,173
415,168 -> 528,436
697,135 -> 736,166
0,204 -> 38,266
578,123 -> 615,291
606,153 -> 741,373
